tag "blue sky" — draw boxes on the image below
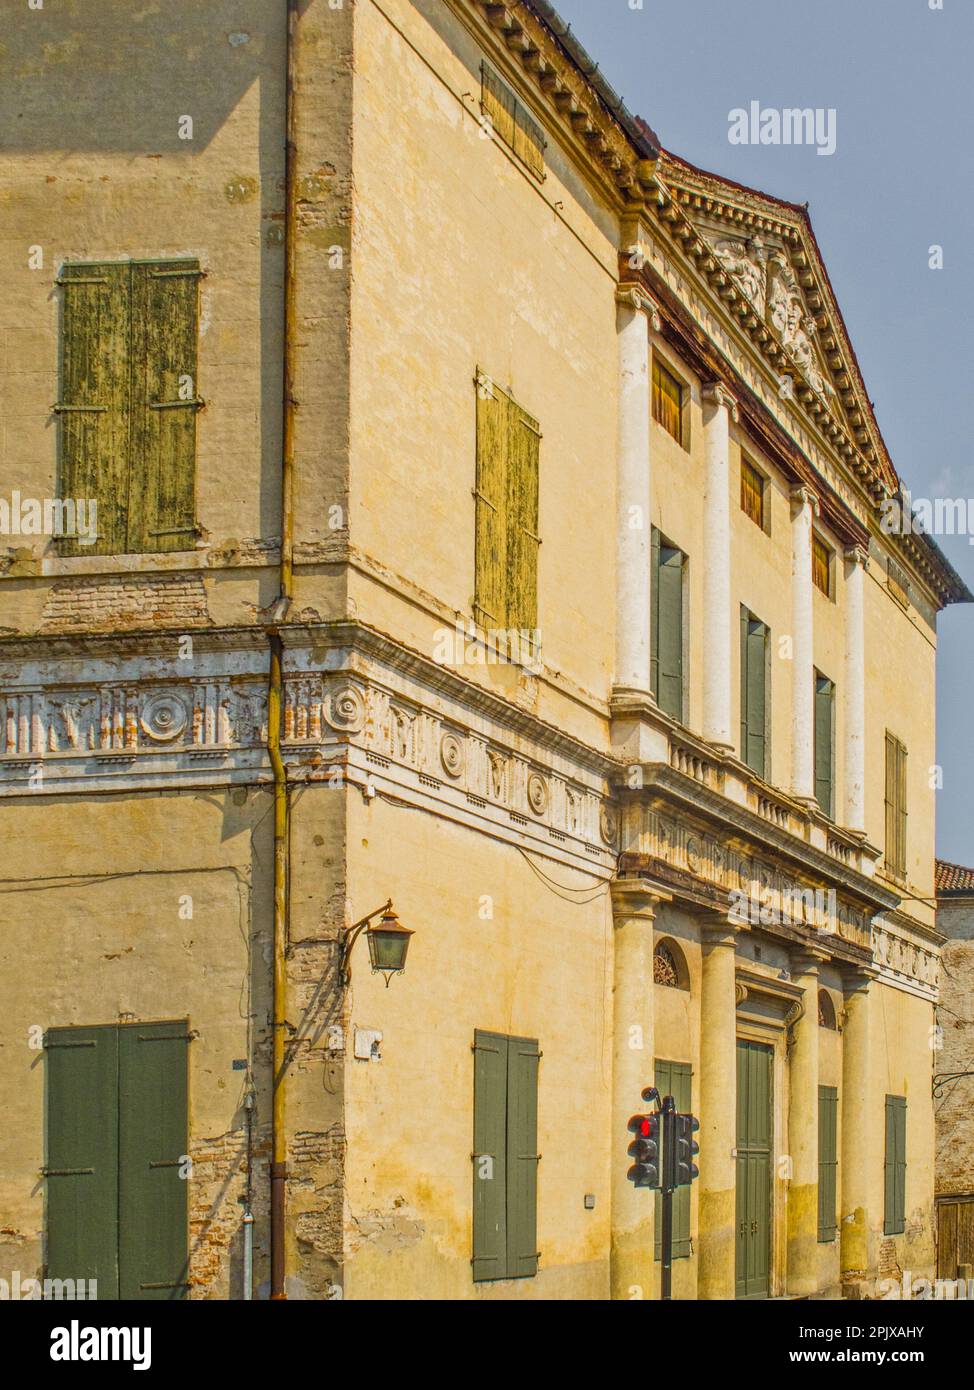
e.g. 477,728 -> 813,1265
552,0 -> 974,864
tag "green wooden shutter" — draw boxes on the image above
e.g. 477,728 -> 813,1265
650,529 -> 661,700
896,743 -> 908,881
506,1035 -> 540,1279
57,262 -> 131,555
473,1030 -> 509,1281
884,1094 -> 907,1235
654,1060 -> 692,1260
893,1096 -> 907,1233
474,376 -> 509,631
129,261 -> 201,553
507,401 -> 541,641
45,1025 -> 120,1298
817,1085 -> 838,1241
814,676 -> 835,818
885,735 -> 908,878
741,613 -> 767,777
654,540 -> 684,721
117,1021 -> 190,1299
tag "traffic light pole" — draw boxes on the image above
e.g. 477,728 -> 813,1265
660,1097 -> 676,1301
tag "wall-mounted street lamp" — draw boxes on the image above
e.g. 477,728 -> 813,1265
341,899 -> 414,987
933,1070 -> 974,1099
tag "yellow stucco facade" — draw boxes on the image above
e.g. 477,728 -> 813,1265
0,0 -> 965,1301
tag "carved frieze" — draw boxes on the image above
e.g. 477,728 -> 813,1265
0,670 -> 614,858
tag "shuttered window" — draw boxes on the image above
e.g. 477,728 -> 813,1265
651,529 -> 685,721
481,62 -> 546,180
654,1060 -> 692,1260
57,259 -> 202,555
887,558 -> 911,608
818,1085 -> 838,1241
814,674 -> 835,819
652,356 -> 687,447
740,609 -> 768,778
474,373 -> 541,653
45,1020 -> 190,1300
812,534 -> 833,597
472,1030 -> 540,1282
740,456 -> 766,530
884,733 -> 908,879
884,1095 -> 907,1235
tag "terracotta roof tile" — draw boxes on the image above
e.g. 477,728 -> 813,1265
936,859 -> 974,894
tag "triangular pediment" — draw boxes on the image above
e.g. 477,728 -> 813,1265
657,151 -> 899,500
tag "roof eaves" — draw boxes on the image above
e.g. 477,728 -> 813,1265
519,0 -> 660,161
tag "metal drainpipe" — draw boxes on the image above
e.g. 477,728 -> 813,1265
243,1087 -> 255,1300
268,0 -> 299,1302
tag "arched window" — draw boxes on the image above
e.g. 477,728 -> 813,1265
654,938 -> 689,991
817,989 -> 837,1030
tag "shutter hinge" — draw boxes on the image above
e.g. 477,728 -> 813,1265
52,403 -> 108,414
41,1166 -> 94,1177
472,487 -> 498,512
148,398 -> 205,411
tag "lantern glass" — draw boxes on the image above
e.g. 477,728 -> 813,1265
366,910 -> 413,980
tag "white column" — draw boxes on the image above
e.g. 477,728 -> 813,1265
614,286 -> 659,697
790,486 -> 817,802
609,879 -> 666,1299
701,383 -> 738,750
843,546 -> 868,832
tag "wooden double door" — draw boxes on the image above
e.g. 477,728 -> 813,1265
735,1040 -> 772,1299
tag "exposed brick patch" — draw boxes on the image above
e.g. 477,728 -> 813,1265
41,574 -> 210,633
188,1126 -> 268,1301
878,1238 -> 902,1281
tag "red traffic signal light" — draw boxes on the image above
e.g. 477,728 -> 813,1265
626,1112 -> 660,1189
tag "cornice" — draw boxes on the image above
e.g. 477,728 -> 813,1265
452,0 -> 659,212
627,762 -> 900,918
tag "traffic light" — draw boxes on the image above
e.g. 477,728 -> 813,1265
673,1113 -> 700,1187
626,1112 -> 660,1188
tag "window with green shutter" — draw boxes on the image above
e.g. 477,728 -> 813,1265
814,674 -> 835,819
472,1030 -> 540,1282
651,530 -> 685,721
884,1095 -> 907,1235
818,1085 -> 838,1242
474,373 -> 541,656
740,608 -> 769,778
57,259 -> 202,556
884,733 -> 908,880
45,1020 -> 190,1300
654,1059 -> 693,1260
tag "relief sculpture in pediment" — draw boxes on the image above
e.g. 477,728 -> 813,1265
713,234 -> 769,316
707,232 -> 834,399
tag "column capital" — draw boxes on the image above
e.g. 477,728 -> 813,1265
610,876 -> 671,922
844,543 -> 870,571
789,946 -> 828,978
615,282 -> 661,331
840,963 -> 878,998
699,911 -> 739,948
790,483 -> 820,517
701,380 -> 739,422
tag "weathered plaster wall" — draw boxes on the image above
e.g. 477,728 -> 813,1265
0,788 -> 273,1298
347,0 -> 618,750
341,788 -> 613,1299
